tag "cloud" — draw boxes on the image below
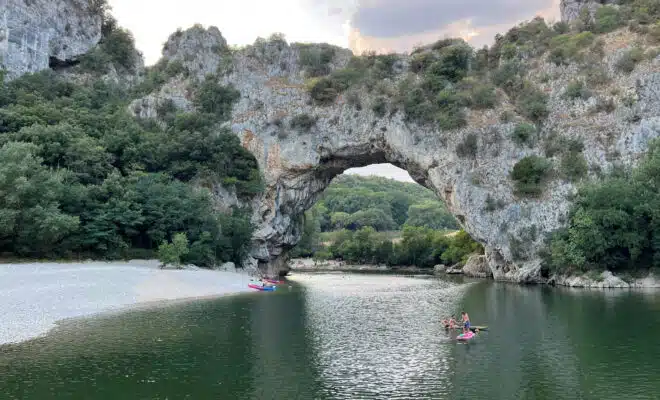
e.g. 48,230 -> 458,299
351,0 -> 553,37
346,0 -> 561,54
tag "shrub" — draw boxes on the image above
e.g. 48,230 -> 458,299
193,77 -> 241,121
512,123 -> 536,146
299,44 -> 336,77
584,65 -> 611,86
594,6 -> 623,33
548,32 -> 595,65
590,96 -> 616,114
510,156 -> 552,196
560,151 -> 588,181
346,92 -> 362,110
158,232 -> 190,267
99,28 -> 137,72
371,97 -> 387,117
516,83 -> 549,122
563,80 -> 592,100
290,113 -> 317,132
469,84 -> 498,109
410,52 -> 436,73
485,194 -> 506,212
615,47 -> 645,73
456,133 -> 478,158
491,61 -> 526,97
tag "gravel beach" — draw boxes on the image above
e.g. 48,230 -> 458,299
0,260 -> 255,345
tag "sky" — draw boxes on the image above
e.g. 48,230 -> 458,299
108,0 -> 561,182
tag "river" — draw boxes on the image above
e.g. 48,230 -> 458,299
1,272 -> 659,399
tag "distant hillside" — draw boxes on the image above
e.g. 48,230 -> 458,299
312,174 -> 458,233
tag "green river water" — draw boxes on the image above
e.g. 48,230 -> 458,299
1,273 -> 659,399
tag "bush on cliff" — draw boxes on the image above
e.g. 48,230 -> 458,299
511,156 -> 553,197
546,139 -> 660,274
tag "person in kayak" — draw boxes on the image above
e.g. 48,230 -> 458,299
461,311 -> 470,334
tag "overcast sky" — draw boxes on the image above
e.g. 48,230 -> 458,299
108,0 -> 560,182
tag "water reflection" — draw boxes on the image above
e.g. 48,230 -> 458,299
1,275 -> 660,399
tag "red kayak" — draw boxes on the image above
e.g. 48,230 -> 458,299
264,279 -> 283,284
248,284 -> 276,291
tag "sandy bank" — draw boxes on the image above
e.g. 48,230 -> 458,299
0,260 -> 255,345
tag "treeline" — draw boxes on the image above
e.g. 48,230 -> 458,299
544,140 -> 660,275
309,175 -> 458,232
316,227 -> 482,268
292,175 -> 481,267
0,33 -> 260,266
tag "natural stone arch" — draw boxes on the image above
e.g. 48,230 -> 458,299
132,25 -> 660,282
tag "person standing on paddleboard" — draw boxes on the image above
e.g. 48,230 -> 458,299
461,311 -> 470,334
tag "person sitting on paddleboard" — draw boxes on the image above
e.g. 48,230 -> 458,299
461,311 -> 470,334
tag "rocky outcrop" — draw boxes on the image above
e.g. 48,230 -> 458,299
125,23 -> 660,282
551,271 -> 660,288
560,0 -> 619,23
462,255 -> 492,278
0,0 -> 102,79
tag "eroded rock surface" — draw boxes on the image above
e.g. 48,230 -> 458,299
0,0 -> 102,79
560,0 -> 618,23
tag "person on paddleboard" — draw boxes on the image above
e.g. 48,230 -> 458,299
461,311 -> 470,334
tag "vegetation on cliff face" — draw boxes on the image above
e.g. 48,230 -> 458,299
0,27 -> 260,266
544,139 -> 660,276
291,175 -> 481,267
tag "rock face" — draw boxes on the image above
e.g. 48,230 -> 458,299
462,255 -> 492,278
0,0 -> 102,79
560,0 -> 617,23
125,25 -> 660,282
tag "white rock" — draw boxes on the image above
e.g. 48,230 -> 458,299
0,0 -> 102,79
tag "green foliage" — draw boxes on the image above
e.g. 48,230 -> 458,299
297,175 -> 458,237
615,47 -> 645,73
0,70 -> 261,265
516,83 -> 549,122
594,6 -> 623,33
0,142 -> 80,256
290,113 -> 317,132
193,76 -> 240,121
560,151 -> 589,181
316,226 -> 481,268
512,123 -> 536,146
563,80 -> 592,100
78,26 -> 137,74
456,133 -> 478,158
511,156 -> 553,197
405,201 -> 459,230
491,61 -> 526,98
371,97 -> 388,117
485,194 -> 507,212
546,140 -> 660,273
548,32 -> 595,65
298,44 -> 336,77
158,232 -> 190,267
469,83 -> 498,109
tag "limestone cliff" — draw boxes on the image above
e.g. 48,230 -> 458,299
124,23 -> 660,282
0,0 -> 102,79
560,0 -> 615,23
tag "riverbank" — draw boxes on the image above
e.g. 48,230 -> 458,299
290,258 -> 660,288
0,260 -> 255,345
288,258 -> 436,275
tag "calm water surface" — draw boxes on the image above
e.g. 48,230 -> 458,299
1,273 -> 659,399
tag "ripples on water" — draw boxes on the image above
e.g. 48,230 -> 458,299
1,273 -> 660,399
294,273 -> 471,399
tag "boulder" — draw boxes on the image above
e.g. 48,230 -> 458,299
462,255 -> 493,278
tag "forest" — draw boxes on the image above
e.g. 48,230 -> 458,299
0,24 -> 261,267
292,175 -> 482,268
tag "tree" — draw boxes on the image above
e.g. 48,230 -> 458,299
0,142 -> 79,256
158,232 -> 190,267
